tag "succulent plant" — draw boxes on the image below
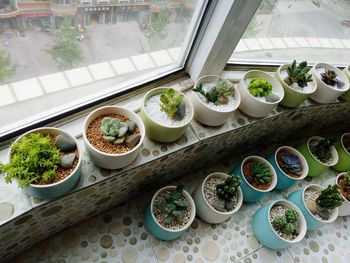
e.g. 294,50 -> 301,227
216,176 -> 240,201
278,152 -> 302,175
193,78 -> 234,105
321,70 -> 345,88
284,60 -> 313,88
309,138 -> 335,163
272,208 -> 299,236
316,184 -> 344,211
156,184 -> 189,224
100,117 -> 128,144
248,78 -> 272,97
160,88 -> 186,120
250,161 -> 273,185
343,173 -> 350,192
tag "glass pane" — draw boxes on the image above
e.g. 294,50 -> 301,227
230,0 -> 350,65
0,0 -> 205,137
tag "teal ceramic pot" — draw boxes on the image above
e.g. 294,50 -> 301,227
144,186 -> 196,241
267,146 -> 308,190
252,200 -> 307,249
288,184 -> 338,231
275,64 -> 316,108
140,87 -> 194,143
333,133 -> 350,172
9,127 -> 82,200
298,136 -> 338,177
231,156 -> 277,203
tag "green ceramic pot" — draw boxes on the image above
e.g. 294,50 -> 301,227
298,136 -> 339,177
275,64 -> 316,108
342,66 -> 350,101
333,133 -> 350,172
140,87 -> 194,143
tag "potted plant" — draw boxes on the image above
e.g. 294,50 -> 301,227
0,127 -> 82,199
322,172 -> 350,217
193,172 -> 243,224
333,133 -> 350,172
140,87 -> 194,142
231,156 -> 277,203
237,70 -> 284,118
144,184 -> 196,240
341,65 -> 350,101
252,200 -> 307,249
268,146 -> 308,190
275,60 -> 317,107
83,106 -> 145,169
288,184 -> 342,230
310,63 -> 350,104
189,76 -> 241,126
298,136 -> 338,177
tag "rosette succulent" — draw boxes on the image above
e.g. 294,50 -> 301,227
284,60 -> 313,88
100,117 -> 128,144
321,70 -> 344,88
193,78 -> 234,105
250,161 -> 273,185
278,152 -> 302,175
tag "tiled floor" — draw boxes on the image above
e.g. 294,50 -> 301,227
13,156 -> 350,263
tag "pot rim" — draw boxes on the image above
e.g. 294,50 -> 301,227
277,64 -> 317,95
312,63 -> 350,92
150,185 -> 196,233
336,172 -> 350,204
274,146 -> 309,181
241,70 -> 284,105
142,87 -> 194,129
83,105 -> 145,157
340,133 -> 350,155
240,155 -> 277,192
306,136 -> 339,167
268,199 -> 307,244
9,127 -> 82,188
302,184 -> 339,223
192,75 -> 240,113
200,172 -> 243,216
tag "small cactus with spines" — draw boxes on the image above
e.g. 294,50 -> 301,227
216,176 -> 240,201
250,161 -> 273,185
100,117 -> 129,144
272,208 -> 299,236
156,184 -> 189,225
316,184 -> 344,210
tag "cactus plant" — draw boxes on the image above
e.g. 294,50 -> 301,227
100,117 -> 129,144
316,184 -> 344,213
216,175 -> 240,200
249,161 -> 273,185
160,88 -> 186,120
193,78 -> 234,105
248,78 -> 272,97
272,208 -> 299,236
284,60 -> 313,88
309,138 -> 335,163
155,184 -> 189,224
278,152 -> 302,175
321,70 -> 344,88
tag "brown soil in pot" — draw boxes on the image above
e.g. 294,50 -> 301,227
33,135 -> 79,185
338,176 -> 350,202
86,113 -> 140,154
276,150 -> 302,179
243,160 -> 272,190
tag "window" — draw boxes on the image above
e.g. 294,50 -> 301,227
230,0 -> 350,65
0,0 -> 207,138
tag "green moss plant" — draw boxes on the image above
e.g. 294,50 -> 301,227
248,78 -> 272,97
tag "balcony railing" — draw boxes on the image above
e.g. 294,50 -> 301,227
50,3 -> 77,15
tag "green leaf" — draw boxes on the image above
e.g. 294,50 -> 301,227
174,200 -> 189,208
172,210 -> 185,222
164,215 -> 174,225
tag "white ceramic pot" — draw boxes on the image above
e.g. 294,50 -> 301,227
10,127 -> 82,199
322,173 -> 350,217
237,70 -> 284,118
190,75 -> 241,126
83,106 -> 145,169
193,172 -> 243,224
310,63 -> 350,104
341,65 -> 350,101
